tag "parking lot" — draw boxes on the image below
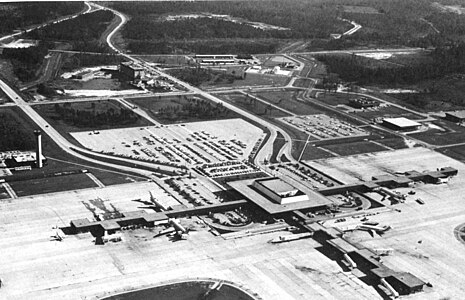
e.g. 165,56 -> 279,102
278,114 -> 367,140
270,162 -> 339,190
71,119 -> 264,167
197,161 -> 260,178
164,176 -> 225,207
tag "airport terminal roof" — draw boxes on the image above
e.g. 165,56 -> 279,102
383,117 -> 421,128
257,178 -> 299,196
228,178 -> 331,214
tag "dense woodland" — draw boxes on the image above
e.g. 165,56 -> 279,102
112,1 -> 346,39
25,10 -> 114,52
0,2 -> 83,35
111,0 -> 347,54
1,42 -> 50,81
316,42 -> 465,86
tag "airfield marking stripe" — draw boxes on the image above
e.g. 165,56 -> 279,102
86,173 -> 105,188
2,182 -> 18,199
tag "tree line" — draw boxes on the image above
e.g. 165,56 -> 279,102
159,98 -> 230,122
316,42 -> 465,86
0,111 -> 35,151
1,42 -> 50,81
127,39 -> 280,55
25,10 -> 114,45
112,0 -> 345,39
53,103 -> 139,128
0,2 -> 83,35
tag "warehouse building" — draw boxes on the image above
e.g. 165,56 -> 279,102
382,117 -> 421,131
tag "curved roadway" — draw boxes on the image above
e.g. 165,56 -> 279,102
94,2 -> 295,166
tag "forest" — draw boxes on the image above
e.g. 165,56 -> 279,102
112,1 -> 346,39
110,0 -> 347,54
316,42 -> 465,85
25,10 -> 114,50
1,42 -> 50,81
0,2 -> 83,35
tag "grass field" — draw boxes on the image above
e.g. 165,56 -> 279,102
9,173 -> 97,197
270,132 -> 286,163
0,185 -> 9,199
375,137 -> 409,150
321,140 -> 389,156
300,145 -> 335,161
315,92 -> 351,106
220,93 -> 290,118
91,169 -> 146,186
437,146 -> 465,163
134,55 -> 192,66
0,107 -> 36,151
33,99 -> 151,133
293,78 -> 314,88
207,72 -> 290,89
103,280 -> 254,300
253,91 -> 327,115
128,95 -> 240,124
409,119 -> 465,146
0,107 -> 148,193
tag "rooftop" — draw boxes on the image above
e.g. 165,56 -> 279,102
383,117 -> 421,128
445,110 -> 465,119
228,178 -> 331,214
257,177 -> 299,196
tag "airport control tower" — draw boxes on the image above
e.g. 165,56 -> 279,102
34,130 -> 43,168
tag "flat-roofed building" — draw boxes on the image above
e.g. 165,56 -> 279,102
382,117 -> 421,131
445,110 -> 465,123
120,62 -> 144,80
228,177 -> 331,214
253,177 -> 308,204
